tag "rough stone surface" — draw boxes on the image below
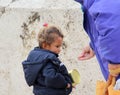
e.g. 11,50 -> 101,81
0,0 -> 104,95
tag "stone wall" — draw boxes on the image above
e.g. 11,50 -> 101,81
0,0 -> 104,95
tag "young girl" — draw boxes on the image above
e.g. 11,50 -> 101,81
22,24 -> 72,95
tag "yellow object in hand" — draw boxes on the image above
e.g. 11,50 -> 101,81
69,69 -> 80,86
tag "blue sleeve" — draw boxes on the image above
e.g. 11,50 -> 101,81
43,63 -> 67,88
93,8 -> 120,64
89,41 -> 94,51
74,0 -> 83,4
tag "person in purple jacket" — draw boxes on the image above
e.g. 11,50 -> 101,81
75,0 -> 120,81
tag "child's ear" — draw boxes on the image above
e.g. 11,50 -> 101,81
42,42 -> 46,48
42,42 -> 48,49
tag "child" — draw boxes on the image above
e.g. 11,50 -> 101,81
22,23 -> 72,95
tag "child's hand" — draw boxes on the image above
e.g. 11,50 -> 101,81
66,83 -> 71,88
66,83 -> 76,89
72,85 -> 76,89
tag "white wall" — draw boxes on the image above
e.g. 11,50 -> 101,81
0,0 -> 103,95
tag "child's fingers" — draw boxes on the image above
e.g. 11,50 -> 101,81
73,86 -> 76,89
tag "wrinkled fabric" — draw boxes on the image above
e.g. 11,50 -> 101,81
75,0 -> 120,80
22,47 -> 72,95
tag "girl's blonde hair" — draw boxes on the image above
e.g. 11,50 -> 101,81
37,25 -> 64,48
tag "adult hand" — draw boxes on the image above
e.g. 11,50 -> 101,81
78,45 -> 95,60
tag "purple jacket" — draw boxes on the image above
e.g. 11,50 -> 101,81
75,0 -> 120,80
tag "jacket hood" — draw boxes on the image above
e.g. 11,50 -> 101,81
22,47 -> 59,86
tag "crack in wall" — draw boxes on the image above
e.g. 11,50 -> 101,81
11,0 -> 16,2
0,0 -> 16,17
20,12 -> 40,49
0,7 -> 5,17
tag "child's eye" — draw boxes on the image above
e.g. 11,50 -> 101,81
56,46 -> 61,48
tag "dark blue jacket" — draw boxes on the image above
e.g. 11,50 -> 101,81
22,47 -> 72,95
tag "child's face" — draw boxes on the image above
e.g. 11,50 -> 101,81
44,37 -> 63,54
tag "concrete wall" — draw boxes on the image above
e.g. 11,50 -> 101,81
0,0 -> 104,95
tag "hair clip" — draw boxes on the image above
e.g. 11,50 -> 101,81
43,23 -> 48,27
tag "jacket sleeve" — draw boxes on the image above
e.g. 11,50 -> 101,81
59,65 -> 73,94
89,41 -> 95,51
93,9 -> 120,64
43,63 -> 68,89
59,65 -> 72,83
74,0 -> 83,4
